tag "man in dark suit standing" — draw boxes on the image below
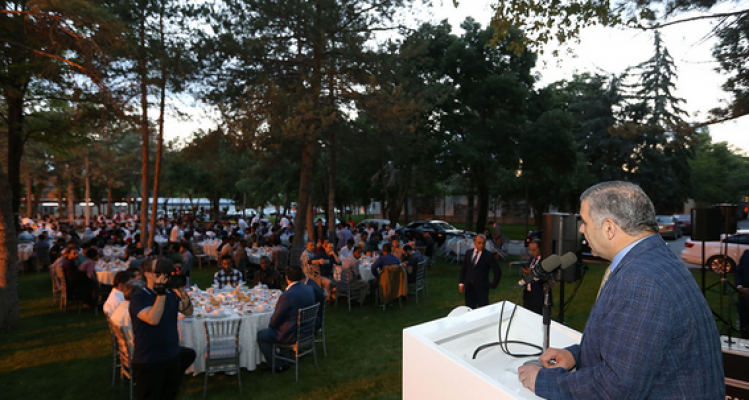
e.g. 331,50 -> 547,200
522,239 -> 544,315
459,234 -> 501,309
518,181 -> 724,399
257,265 -> 315,372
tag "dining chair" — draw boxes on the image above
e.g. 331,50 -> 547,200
314,301 -> 327,356
202,318 -> 243,398
50,266 -> 62,306
407,260 -> 427,304
272,303 -> 319,382
113,324 -> 134,400
193,244 -> 211,269
375,265 -> 406,311
334,268 -> 366,311
35,248 -> 51,273
105,315 -> 120,387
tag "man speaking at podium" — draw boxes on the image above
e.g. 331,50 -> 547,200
518,181 -> 724,399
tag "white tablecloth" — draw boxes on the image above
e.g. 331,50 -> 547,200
179,286 -> 281,375
17,244 -> 33,261
246,248 -> 272,264
200,241 -> 220,258
95,260 -> 128,285
179,312 -> 273,374
357,258 -> 377,282
102,246 -> 126,260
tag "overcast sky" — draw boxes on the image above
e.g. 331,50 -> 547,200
164,0 -> 749,153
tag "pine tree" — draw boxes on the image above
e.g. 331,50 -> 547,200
619,30 -> 693,212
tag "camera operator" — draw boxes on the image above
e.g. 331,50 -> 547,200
129,257 -> 195,400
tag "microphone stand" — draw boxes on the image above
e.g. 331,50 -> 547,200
542,278 -> 553,351
523,275 -> 554,367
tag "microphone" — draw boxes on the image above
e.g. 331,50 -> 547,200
516,254 -> 561,287
515,252 -> 578,286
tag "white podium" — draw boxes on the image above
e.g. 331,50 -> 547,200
403,301 -> 582,399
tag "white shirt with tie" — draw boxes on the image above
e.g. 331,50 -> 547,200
471,249 -> 482,265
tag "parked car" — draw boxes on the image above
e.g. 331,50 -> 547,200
357,218 -> 392,232
656,215 -> 682,239
313,217 -> 341,226
673,214 -> 692,235
680,230 -> 749,273
397,220 -> 473,245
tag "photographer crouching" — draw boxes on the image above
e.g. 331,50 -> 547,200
129,257 -> 195,400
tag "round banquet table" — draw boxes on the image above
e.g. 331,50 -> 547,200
17,244 -> 33,261
246,247 -> 272,264
102,246 -> 126,260
357,258 -> 376,282
179,311 -> 273,375
178,286 -> 281,375
200,241 -> 220,259
95,260 -> 128,285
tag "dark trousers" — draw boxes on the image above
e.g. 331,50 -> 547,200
739,299 -> 749,339
523,282 -> 547,315
258,328 -> 289,367
257,328 -> 277,366
132,347 -> 196,400
465,284 -> 489,309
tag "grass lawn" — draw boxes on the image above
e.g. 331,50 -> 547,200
0,257 -> 735,400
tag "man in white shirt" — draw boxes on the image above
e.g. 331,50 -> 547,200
110,279 -> 146,347
340,239 -> 355,260
170,223 -> 181,243
104,271 -> 135,316
387,225 -> 396,240
341,247 -> 370,305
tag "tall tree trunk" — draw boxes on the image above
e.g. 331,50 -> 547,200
294,135 -> 316,248
0,166 -> 20,331
149,0 -> 167,249
465,178 -> 474,232
84,154 -> 90,227
7,93 -> 25,228
292,0 -> 323,248
67,175 -> 74,223
306,191 -> 314,244
138,6 -> 150,250
106,181 -> 112,217
25,175 -> 32,218
475,168 -> 489,234
57,177 -> 64,219
327,129 -> 337,245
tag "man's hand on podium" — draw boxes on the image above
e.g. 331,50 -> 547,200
540,348 -> 576,370
518,364 -> 540,393
518,348 -> 576,393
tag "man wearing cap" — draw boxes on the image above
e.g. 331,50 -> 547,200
129,258 -> 195,400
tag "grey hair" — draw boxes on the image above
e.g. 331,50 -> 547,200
580,181 -> 658,235
474,234 -> 487,241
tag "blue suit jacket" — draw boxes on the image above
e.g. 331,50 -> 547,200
536,234 -> 724,399
269,281 -> 315,344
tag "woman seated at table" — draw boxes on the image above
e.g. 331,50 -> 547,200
255,256 -> 282,289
